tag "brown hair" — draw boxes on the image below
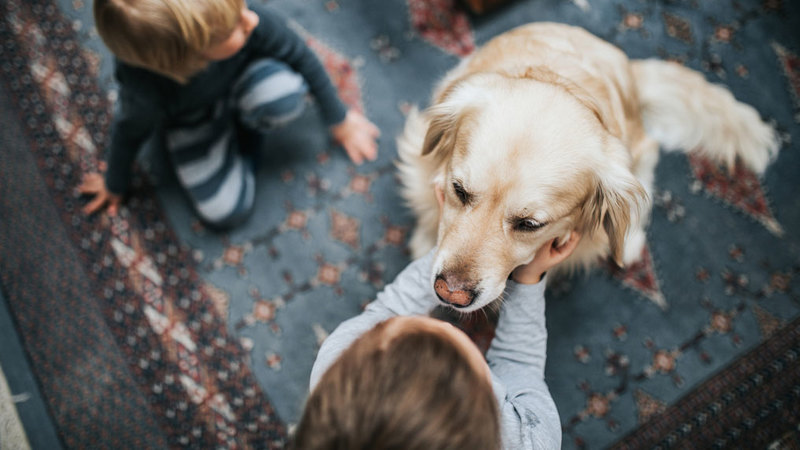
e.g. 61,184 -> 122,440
93,0 -> 244,83
293,318 -> 501,450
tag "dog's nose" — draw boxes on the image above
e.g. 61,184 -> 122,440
434,275 -> 475,307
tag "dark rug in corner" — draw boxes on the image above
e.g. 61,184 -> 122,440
612,315 -> 800,449
1,0 -> 799,449
0,1 -> 284,448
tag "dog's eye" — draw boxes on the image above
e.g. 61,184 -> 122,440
452,181 -> 471,205
514,218 -> 545,232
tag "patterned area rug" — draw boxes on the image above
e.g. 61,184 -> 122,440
0,0 -> 799,448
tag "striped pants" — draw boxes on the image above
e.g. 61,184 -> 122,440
166,59 -> 308,229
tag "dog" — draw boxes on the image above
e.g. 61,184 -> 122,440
396,22 -> 779,312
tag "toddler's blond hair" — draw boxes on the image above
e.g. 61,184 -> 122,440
94,0 -> 244,83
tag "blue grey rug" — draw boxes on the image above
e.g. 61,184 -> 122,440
1,0 -> 799,448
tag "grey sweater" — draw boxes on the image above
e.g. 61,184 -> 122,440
103,5 -> 347,195
309,250 -> 562,449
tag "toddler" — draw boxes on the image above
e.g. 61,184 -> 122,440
81,0 -> 379,228
295,232 -> 581,449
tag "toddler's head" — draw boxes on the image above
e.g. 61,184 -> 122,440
93,0 -> 249,82
294,316 -> 501,450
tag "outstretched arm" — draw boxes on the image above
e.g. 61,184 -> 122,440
247,7 -> 380,164
248,6 -> 346,126
81,65 -> 163,215
487,232 -> 581,450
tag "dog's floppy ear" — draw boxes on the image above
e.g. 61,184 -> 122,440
421,78 -> 488,157
580,142 -> 649,267
421,105 -> 459,156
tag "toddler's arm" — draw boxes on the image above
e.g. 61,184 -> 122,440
484,233 -> 580,450
309,249 -> 437,389
81,67 -> 163,214
104,66 -> 165,196
487,279 -> 549,378
248,7 -> 379,164
486,279 -> 561,450
248,6 -> 347,127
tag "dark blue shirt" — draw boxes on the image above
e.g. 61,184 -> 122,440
104,5 -> 347,194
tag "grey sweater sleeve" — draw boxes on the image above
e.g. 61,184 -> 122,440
309,257 -> 561,450
309,250 -> 437,390
486,277 -> 562,450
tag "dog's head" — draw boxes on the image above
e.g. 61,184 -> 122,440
423,71 -> 648,312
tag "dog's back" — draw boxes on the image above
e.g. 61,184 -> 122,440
396,22 -> 780,309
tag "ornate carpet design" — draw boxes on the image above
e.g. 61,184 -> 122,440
0,1 -> 285,447
0,0 -> 798,448
612,315 -> 800,448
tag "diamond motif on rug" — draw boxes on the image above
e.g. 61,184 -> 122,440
610,244 -> 666,309
688,154 -> 783,236
752,304 -> 784,338
633,389 -> 667,424
773,42 -> 800,120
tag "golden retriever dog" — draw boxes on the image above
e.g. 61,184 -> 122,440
396,22 -> 779,312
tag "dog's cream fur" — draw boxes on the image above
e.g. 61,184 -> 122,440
397,22 -> 779,312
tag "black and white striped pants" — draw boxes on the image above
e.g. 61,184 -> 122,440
166,59 -> 308,229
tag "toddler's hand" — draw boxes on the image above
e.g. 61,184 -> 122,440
512,232 -> 582,284
79,171 -> 122,216
331,110 -> 380,165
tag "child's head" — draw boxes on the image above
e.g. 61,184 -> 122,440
93,0 -> 250,82
294,316 -> 501,450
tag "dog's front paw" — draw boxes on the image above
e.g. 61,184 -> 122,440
622,228 -> 647,266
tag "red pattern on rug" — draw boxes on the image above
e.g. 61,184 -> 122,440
773,42 -> 800,114
610,244 -> 666,308
688,154 -> 783,236
407,0 -> 475,56
294,25 -> 365,113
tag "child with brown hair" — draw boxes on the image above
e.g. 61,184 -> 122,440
295,232 -> 581,449
80,0 -> 380,228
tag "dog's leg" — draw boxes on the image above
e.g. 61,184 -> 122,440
617,132 -> 658,267
630,134 -> 660,203
396,107 -> 441,258
622,226 -> 647,267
